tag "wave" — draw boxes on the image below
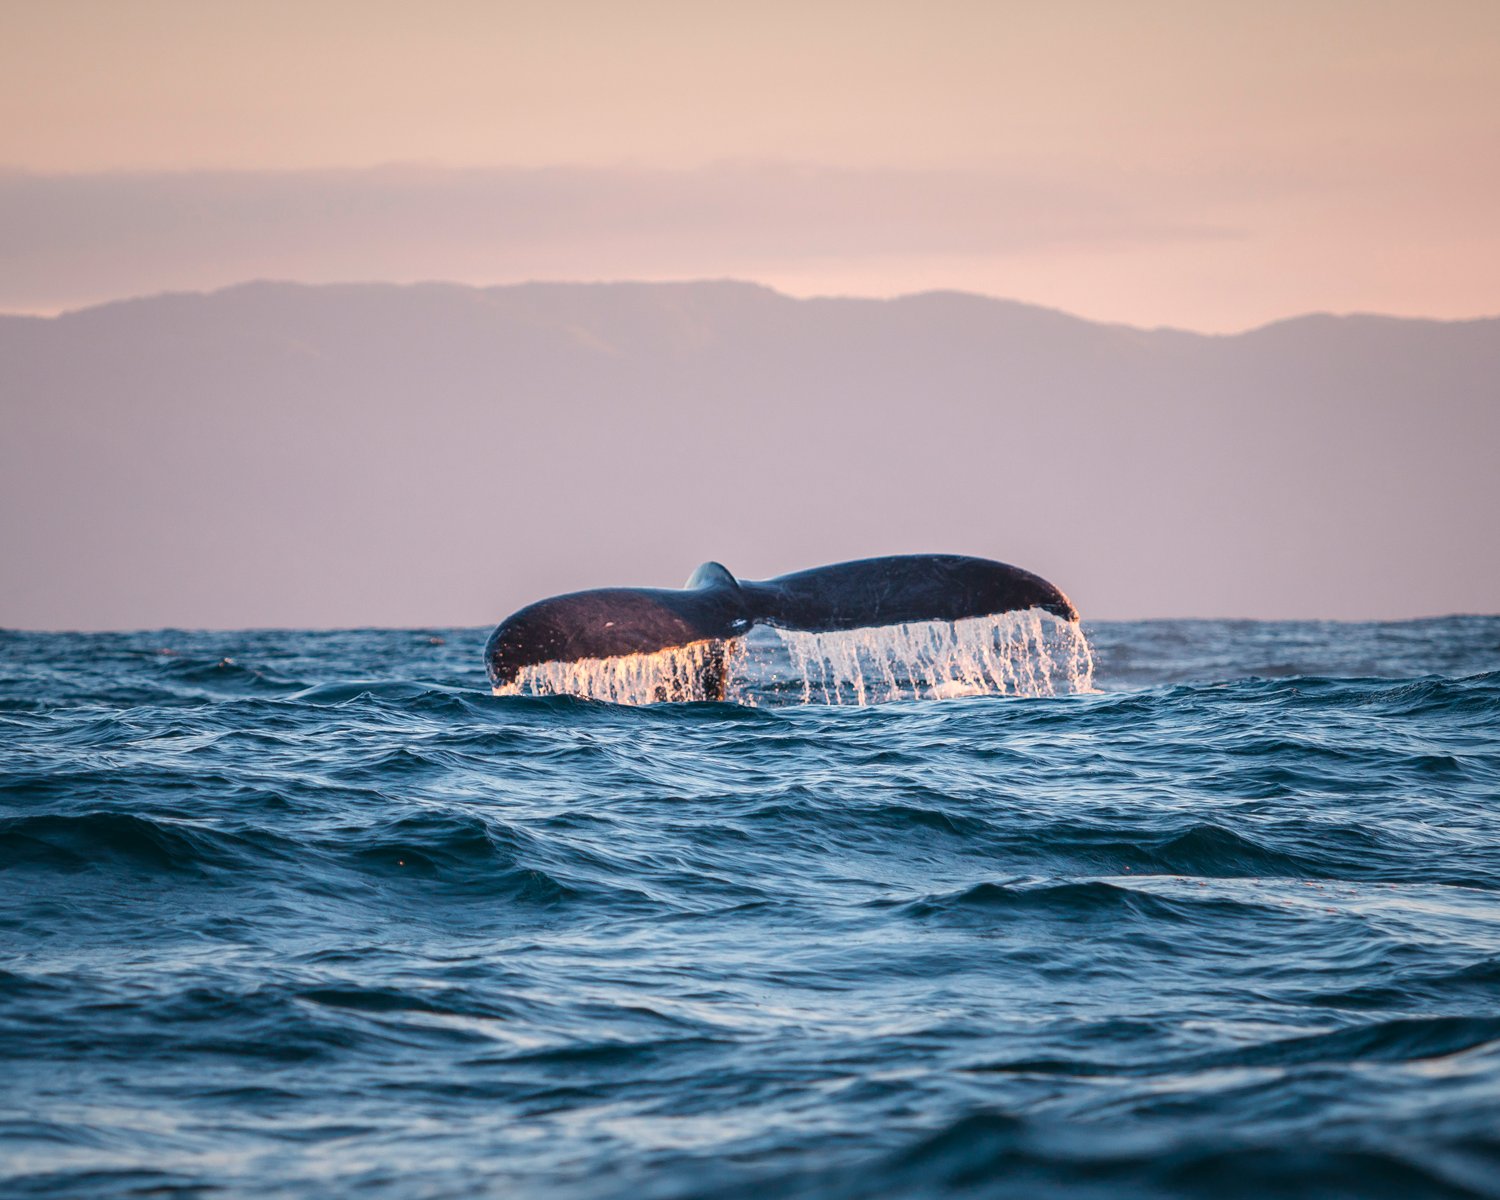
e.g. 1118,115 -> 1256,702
970,1015 -> 1500,1080
4,618 -> 1500,1199
891,878 -> 1280,927
782,1111 -> 1496,1200
0,811 -> 297,875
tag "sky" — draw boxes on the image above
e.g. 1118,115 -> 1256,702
2,0 -> 1497,330
2,0 -> 1497,629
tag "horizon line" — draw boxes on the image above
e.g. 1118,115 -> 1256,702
5,612 -> 1497,636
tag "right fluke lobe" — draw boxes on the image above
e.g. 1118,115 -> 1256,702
743,554 -> 1078,632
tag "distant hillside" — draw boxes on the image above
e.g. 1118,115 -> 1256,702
2,280 -> 1496,629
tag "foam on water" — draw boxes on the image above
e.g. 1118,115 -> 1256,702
494,609 -> 1094,705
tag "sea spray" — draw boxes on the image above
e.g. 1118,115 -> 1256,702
495,609 -> 1094,705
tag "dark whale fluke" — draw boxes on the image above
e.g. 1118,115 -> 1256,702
485,554 -> 1077,699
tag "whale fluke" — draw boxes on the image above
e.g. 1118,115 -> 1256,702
485,555 -> 1077,699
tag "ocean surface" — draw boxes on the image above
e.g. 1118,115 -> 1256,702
3,616 -> 1499,1198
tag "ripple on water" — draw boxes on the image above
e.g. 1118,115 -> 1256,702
1,618 -> 1498,1198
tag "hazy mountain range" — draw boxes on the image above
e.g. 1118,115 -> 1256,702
3,280 -> 1496,630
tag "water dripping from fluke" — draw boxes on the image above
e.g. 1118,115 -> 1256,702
494,611 -> 1094,706
494,639 -> 743,706
770,610 -> 1095,705
484,554 -> 1090,706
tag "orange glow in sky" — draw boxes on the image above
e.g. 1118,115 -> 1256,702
2,0 -> 1496,329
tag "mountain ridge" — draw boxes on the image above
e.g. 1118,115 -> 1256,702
6,277 -> 1496,341
3,279 -> 1496,629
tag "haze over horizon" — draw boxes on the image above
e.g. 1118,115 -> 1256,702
3,1 -> 1497,629
4,279 -> 1497,629
16,272 -> 1494,338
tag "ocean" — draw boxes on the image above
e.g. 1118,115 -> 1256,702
2,616 -> 1498,1198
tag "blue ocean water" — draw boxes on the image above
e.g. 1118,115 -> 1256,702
2,617 -> 1499,1199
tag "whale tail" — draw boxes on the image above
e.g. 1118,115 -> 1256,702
738,554 -> 1076,631
485,554 -> 1078,697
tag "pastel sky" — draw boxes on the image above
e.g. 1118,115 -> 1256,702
3,0 -> 1497,330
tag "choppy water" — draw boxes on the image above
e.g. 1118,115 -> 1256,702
3,616 -> 1499,1199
